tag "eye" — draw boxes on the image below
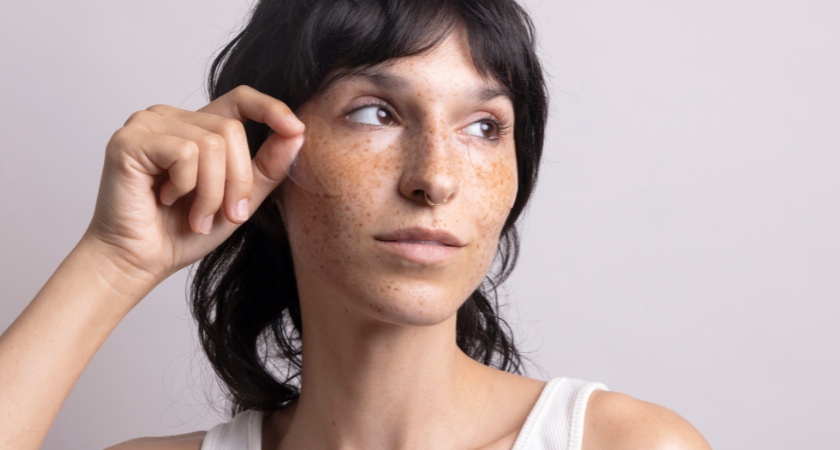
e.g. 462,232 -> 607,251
347,105 -> 394,126
464,120 -> 497,139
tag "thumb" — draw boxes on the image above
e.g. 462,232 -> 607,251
249,132 -> 304,208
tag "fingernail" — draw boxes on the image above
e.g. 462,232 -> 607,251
284,114 -> 305,130
198,215 -> 214,235
160,189 -> 176,206
235,198 -> 249,221
161,194 -> 176,206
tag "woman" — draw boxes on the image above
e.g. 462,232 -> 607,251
0,0 -> 711,449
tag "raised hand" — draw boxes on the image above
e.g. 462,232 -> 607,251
0,86 -> 305,450
85,85 -> 304,286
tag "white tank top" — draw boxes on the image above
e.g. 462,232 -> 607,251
200,377 -> 608,450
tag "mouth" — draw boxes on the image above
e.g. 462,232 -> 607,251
393,239 -> 446,246
374,227 -> 465,264
374,227 -> 465,247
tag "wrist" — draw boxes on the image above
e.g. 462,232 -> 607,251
70,234 -> 162,311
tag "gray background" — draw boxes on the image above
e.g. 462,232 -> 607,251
1,0 -> 837,448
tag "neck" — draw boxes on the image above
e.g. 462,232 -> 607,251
271,272 -> 498,450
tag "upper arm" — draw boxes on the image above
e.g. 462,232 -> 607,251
104,431 -> 207,450
582,391 -> 711,450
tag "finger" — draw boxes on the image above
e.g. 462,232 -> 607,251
187,130 -> 226,234
147,105 -> 253,224
198,85 -> 305,138
131,112 -> 228,234
249,131 -> 304,208
114,127 -> 199,203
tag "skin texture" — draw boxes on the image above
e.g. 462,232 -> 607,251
0,29 -> 711,450
265,34 -> 547,450
280,38 -> 518,330
583,392 -> 712,450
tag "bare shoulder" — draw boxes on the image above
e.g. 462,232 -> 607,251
582,391 -> 711,450
103,431 -> 207,450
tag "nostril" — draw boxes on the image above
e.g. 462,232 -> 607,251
398,155 -> 459,206
423,192 -> 447,207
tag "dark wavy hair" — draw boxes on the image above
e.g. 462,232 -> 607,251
191,0 -> 547,415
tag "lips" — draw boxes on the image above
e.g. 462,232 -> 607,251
374,227 -> 465,264
374,227 -> 465,247
394,239 -> 445,246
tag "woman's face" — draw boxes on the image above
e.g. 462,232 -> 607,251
280,34 -> 518,326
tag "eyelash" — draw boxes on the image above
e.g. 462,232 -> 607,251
343,100 -> 510,143
343,100 -> 393,125
474,116 -> 510,143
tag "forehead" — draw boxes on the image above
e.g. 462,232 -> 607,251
322,34 -> 512,106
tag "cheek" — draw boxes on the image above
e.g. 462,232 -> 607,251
281,124 -> 517,321
281,190 -> 347,275
468,148 -> 519,236
280,138 -> 400,280
296,117 -> 401,198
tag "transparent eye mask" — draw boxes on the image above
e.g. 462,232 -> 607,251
269,114 -> 494,195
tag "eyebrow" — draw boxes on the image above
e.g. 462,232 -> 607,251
330,68 -> 407,91
354,69 -> 408,91
339,68 -> 513,105
467,85 -> 511,104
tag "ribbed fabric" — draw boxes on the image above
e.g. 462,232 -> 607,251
510,378 -> 609,450
200,377 -> 607,450
200,408 -> 262,450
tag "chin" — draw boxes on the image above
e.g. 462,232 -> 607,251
348,279 -> 473,327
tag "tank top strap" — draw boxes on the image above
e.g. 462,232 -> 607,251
200,409 -> 263,450
201,378 -> 608,450
511,377 -> 609,450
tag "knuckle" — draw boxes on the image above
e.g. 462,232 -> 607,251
177,140 -> 200,162
218,118 -> 244,139
273,104 -> 291,117
232,85 -> 253,96
231,85 -> 260,105
146,104 -> 169,114
109,127 -> 133,148
124,110 -> 151,125
198,133 -> 225,154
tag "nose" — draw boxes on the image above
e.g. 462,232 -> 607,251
398,123 -> 460,207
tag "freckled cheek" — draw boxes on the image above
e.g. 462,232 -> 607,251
307,129 -> 401,197
284,197 -> 367,290
283,144 -> 398,275
284,193 -> 344,271
467,152 -> 518,236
